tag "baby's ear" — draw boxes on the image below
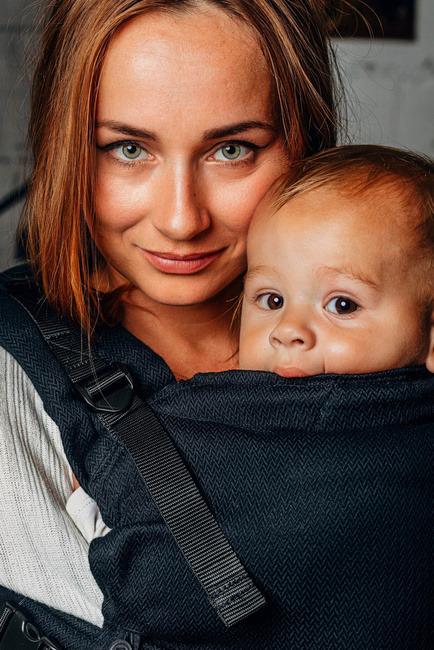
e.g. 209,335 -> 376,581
425,310 -> 434,373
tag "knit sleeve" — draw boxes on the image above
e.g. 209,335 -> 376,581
0,345 -> 104,627
66,486 -> 111,544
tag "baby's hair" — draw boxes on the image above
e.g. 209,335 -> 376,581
263,143 -> 434,267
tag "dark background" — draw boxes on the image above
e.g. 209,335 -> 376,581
337,0 -> 417,39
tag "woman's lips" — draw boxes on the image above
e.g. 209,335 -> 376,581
273,366 -> 310,378
141,249 -> 224,274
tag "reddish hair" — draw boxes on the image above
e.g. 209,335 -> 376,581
20,0 -> 342,335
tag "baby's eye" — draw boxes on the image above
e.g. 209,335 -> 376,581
325,296 -> 360,315
113,143 -> 150,161
257,293 -> 284,310
213,143 -> 251,162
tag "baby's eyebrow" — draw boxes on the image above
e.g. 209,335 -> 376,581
244,264 -> 280,285
321,265 -> 382,291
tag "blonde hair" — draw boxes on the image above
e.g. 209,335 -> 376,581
20,0 -> 342,334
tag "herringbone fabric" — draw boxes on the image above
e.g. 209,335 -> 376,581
1,267 -> 433,649
91,368 -> 434,649
0,586 -> 102,649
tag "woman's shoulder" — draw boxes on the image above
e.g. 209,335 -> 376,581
0,263 -> 174,394
0,264 -> 176,500
0,264 -> 34,327
0,265 -> 48,360
0,265 -> 67,396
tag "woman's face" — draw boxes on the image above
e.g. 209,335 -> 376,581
95,5 -> 289,307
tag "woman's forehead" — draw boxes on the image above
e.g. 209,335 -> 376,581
97,6 -> 274,134
107,4 -> 262,67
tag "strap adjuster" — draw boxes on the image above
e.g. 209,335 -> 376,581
0,602 -> 63,649
75,362 -> 134,413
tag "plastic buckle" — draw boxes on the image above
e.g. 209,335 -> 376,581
75,362 -> 134,413
0,602 -> 62,649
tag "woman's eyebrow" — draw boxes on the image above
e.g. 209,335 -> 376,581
95,119 -> 276,143
95,120 -> 157,141
202,121 -> 277,141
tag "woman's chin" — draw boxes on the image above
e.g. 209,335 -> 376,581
120,278 -> 235,311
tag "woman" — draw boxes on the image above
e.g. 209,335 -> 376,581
0,0 -> 340,648
23,0 -> 338,370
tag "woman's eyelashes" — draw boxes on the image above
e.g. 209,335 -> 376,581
325,296 -> 360,316
209,141 -> 262,165
97,140 -> 151,166
97,139 -> 263,168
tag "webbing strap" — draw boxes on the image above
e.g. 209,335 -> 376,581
11,281 -> 266,628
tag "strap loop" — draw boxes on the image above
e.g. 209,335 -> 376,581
75,362 -> 134,413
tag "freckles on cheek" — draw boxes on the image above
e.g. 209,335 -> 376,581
95,183 -> 138,230
95,178 -> 112,222
216,182 -> 269,235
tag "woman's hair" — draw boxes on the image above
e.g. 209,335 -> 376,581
20,0 -> 343,334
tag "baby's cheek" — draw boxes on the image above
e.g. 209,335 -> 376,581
238,332 -> 258,370
323,338 -> 369,375
239,323 -> 271,371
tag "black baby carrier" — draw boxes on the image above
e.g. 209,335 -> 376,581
0,266 -> 433,649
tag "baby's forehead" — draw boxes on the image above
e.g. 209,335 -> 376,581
252,180 -> 418,242
247,182 -> 427,287
248,178 -> 433,300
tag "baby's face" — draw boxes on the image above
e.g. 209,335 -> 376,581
239,185 -> 433,376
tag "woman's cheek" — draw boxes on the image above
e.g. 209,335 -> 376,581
210,160 -> 289,235
95,174 -> 142,232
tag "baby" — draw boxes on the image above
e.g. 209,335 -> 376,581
239,144 -> 434,377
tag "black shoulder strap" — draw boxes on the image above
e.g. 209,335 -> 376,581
10,278 -> 266,628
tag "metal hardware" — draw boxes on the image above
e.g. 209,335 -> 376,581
75,362 -> 134,413
0,602 -> 63,649
108,641 -> 133,650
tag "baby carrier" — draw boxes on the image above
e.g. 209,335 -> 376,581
0,265 -> 433,649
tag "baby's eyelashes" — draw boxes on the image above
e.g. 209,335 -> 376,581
325,296 -> 360,316
246,290 -> 362,317
257,293 -> 284,310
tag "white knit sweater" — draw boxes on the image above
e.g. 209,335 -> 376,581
0,345 -> 105,627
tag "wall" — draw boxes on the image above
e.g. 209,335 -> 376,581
0,0 -> 32,269
334,0 -> 434,153
0,0 -> 433,269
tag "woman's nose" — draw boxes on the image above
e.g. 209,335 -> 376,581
151,163 -> 211,240
269,311 -> 316,350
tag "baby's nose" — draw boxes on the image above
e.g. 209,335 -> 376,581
269,314 -> 316,350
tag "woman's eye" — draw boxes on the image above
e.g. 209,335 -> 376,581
213,143 -> 250,162
257,293 -> 284,310
113,143 -> 149,162
325,297 -> 360,315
